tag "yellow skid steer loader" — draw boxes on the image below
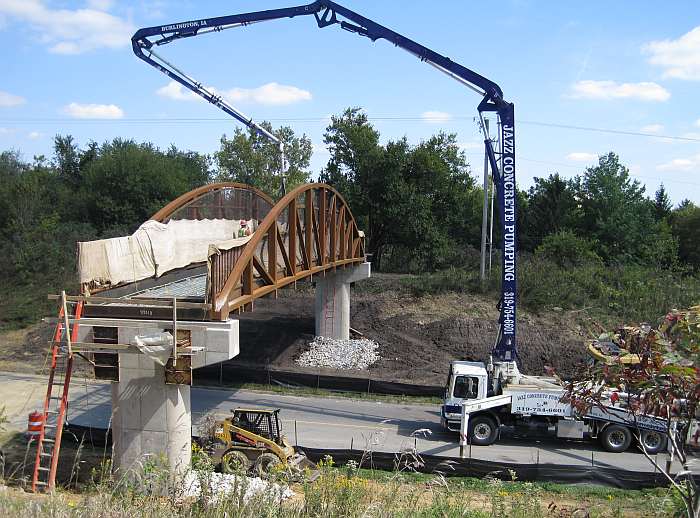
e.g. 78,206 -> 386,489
211,408 -> 319,481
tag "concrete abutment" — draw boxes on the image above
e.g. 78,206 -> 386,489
314,262 -> 371,340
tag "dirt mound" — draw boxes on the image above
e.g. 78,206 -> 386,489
232,276 -> 589,386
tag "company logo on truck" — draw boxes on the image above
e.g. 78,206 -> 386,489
511,392 -> 571,416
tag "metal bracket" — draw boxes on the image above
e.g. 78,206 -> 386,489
314,7 -> 338,28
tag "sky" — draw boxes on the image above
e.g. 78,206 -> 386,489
1,0 -> 700,203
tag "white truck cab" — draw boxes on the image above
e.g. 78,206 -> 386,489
441,360 -> 489,432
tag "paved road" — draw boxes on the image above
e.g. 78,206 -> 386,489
0,371 -> 681,473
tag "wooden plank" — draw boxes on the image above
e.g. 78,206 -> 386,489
337,205 -> 346,260
329,195 -> 336,263
276,228 -> 293,276
252,256 -> 275,286
242,260 -> 253,296
288,198 -> 297,275
48,294 -> 210,310
312,208 -> 321,267
268,223 -> 278,282
305,190 -> 313,267
296,210 -> 310,271
319,187 -> 327,265
347,225 -> 354,258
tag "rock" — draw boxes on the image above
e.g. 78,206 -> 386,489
296,336 -> 380,370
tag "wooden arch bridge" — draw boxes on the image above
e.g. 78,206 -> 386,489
83,182 -> 367,321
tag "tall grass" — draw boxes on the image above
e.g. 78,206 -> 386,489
401,255 -> 700,325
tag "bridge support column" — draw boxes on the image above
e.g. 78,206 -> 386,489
111,355 -> 191,480
314,262 -> 371,340
77,318 -> 239,482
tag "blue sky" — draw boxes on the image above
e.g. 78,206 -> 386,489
1,0 -> 699,203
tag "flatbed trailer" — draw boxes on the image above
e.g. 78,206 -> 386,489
441,360 -> 672,454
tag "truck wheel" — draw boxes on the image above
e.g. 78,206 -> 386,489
221,449 -> 250,474
639,430 -> 667,454
469,415 -> 498,446
600,425 -> 632,453
254,452 -> 282,478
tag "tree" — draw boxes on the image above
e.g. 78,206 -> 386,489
320,108 -> 480,271
79,138 -> 210,232
670,205 -> 700,269
522,173 -> 579,251
654,183 -> 673,221
215,123 -> 312,199
575,152 -> 659,263
567,307 -> 700,517
53,135 -> 81,186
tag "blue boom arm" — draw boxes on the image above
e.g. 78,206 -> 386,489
132,1 -> 518,362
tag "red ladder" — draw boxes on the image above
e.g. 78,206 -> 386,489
32,293 -> 84,492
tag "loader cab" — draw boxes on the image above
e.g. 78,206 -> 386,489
441,361 -> 488,431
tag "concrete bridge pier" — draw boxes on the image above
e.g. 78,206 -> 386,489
111,356 -> 191,478
314,262 -> 371,340
78,318 -> 239,481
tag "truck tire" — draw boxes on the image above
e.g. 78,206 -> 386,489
221,449 -> 250,474
639,430 -> 667,454
600,424 -> 632,453
469,415 -> 498,446
254,452 -> 282,478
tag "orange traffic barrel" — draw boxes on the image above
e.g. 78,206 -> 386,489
27,411 -> 44,439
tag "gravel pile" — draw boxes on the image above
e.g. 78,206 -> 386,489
296,336 -> 380,370
180,471 -> 294,503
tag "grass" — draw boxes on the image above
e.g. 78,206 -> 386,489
401,256 -> 700,327
0,455 -> 681,518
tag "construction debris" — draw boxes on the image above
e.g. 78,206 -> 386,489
181,471 -> 294,503
296,336 -> 380,370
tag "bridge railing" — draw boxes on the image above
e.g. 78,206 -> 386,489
209,183 -> 365,320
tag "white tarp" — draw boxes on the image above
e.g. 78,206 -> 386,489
131,332 -> 174,367
78,218 -> 255,289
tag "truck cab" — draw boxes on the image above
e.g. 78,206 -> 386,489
441,360 -> 489,432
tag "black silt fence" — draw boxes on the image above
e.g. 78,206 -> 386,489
194,363 -> 444,398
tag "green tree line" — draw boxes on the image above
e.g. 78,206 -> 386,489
0,107 -> 698,327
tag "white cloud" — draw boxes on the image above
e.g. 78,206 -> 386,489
63,102 -> 124,119
695,118 -> 700,127
458,141 -> 482,151
568,80 -> 670,101
27,131 -> 42,139
0,127 -> 15,135
0,0 -> 133,54
644,26 -> 700,80
87,0 -> 114,10
566,152 -> 597,162
156,81 -> 201,102
657,154 -> 700,172
640,124 -> 664,134
0,90 -> 26,107
421,111 -> 452,123
156,81 -> 312,106
221,82 -> 311,105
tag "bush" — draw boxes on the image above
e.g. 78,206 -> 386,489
534,230 -> 601,267
404,255 -> 700,325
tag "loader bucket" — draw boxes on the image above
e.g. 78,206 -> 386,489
290,453 -> 320,482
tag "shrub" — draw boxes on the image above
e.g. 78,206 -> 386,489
534,230 -> 601,267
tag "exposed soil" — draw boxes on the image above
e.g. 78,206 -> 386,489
0,274 -> 591,387
230,274 -> 590,385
